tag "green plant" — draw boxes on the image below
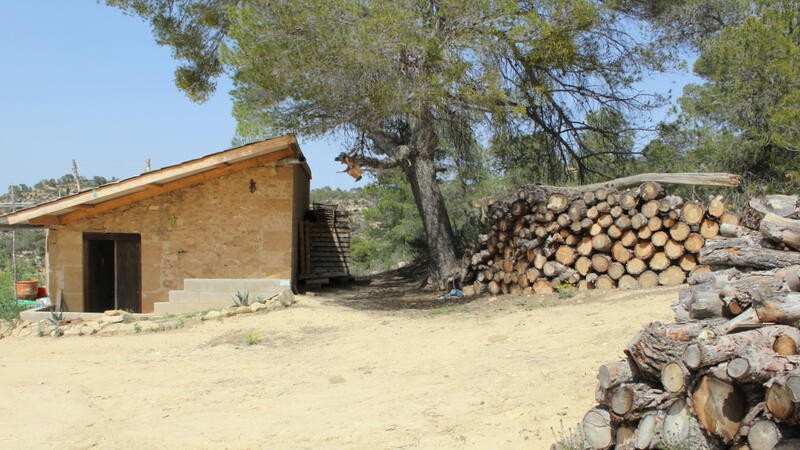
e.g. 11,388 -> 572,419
133,323 -> 141,333
232,291 -> 251,307
49,310 -> 63,324
244,333 -> 261,345
555,280 -> 577,299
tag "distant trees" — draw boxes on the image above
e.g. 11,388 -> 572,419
638,0 -> 800,191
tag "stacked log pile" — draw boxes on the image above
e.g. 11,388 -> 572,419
465,174 -> 743,296
569,266 -> 800,450
559,205 -> 800,449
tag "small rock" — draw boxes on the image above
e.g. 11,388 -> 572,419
250,303 -> 266,313
17,327 -> 32,337
203,310 -> 222,321
63,326 -> 83,337
270,289 -> 295,307
102,315 -> 125,324
103,310 -> 130,317
235,306 -> 251,315
84,321 -> 103,333
221,308 -> 236,318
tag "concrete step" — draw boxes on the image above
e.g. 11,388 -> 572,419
168,289 -> 282,305
183,278 -> 290,293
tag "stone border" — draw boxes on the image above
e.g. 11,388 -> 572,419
0,290 -> 295,339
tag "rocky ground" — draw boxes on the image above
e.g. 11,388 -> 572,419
0,280 -> 678,449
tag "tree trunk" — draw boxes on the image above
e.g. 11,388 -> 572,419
403,150 -> 457,287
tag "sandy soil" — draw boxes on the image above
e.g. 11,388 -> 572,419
0,283 -> 680,449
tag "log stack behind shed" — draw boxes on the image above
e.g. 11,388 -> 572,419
465,180 -> 741,296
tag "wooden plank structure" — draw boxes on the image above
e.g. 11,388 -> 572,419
299,203 -> 353,285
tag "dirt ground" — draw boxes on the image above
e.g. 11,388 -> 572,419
0,277 -> 680,449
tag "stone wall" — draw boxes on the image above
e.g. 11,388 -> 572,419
46,164 -> 309,313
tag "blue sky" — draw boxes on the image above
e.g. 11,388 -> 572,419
0,2 -> 701,192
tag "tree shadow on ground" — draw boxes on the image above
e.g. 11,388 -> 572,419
306,263 -> 475,311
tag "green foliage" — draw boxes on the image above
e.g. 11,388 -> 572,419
555,280 -> 577,299
640,0 -> 800,195
232,291 -> 251,307
0,272 -> 25,321
243,333 -> 261,345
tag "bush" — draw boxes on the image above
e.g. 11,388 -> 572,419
0,272 -> 25,321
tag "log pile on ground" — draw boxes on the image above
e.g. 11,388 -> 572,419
556,203 -> 800,449
464,173 -> 743,296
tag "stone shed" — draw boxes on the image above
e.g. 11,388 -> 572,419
0,135 -> 311,314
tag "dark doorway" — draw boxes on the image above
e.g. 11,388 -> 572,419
84,233 -> 141,313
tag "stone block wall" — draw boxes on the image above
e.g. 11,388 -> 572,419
46,164 -> 309,313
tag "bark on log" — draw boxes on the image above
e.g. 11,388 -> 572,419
689,290 -> 725,320
610,383 -> 672,416
626,324 -> 691,380
699,236 -> 800,269
727,347 -> 800,383
760,213 -> 800,251
683,326 -> 800,370
473,173 -> 740,208
634,411 -> 664,449
598,358 -> 639,390
751,287 -> 800,326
